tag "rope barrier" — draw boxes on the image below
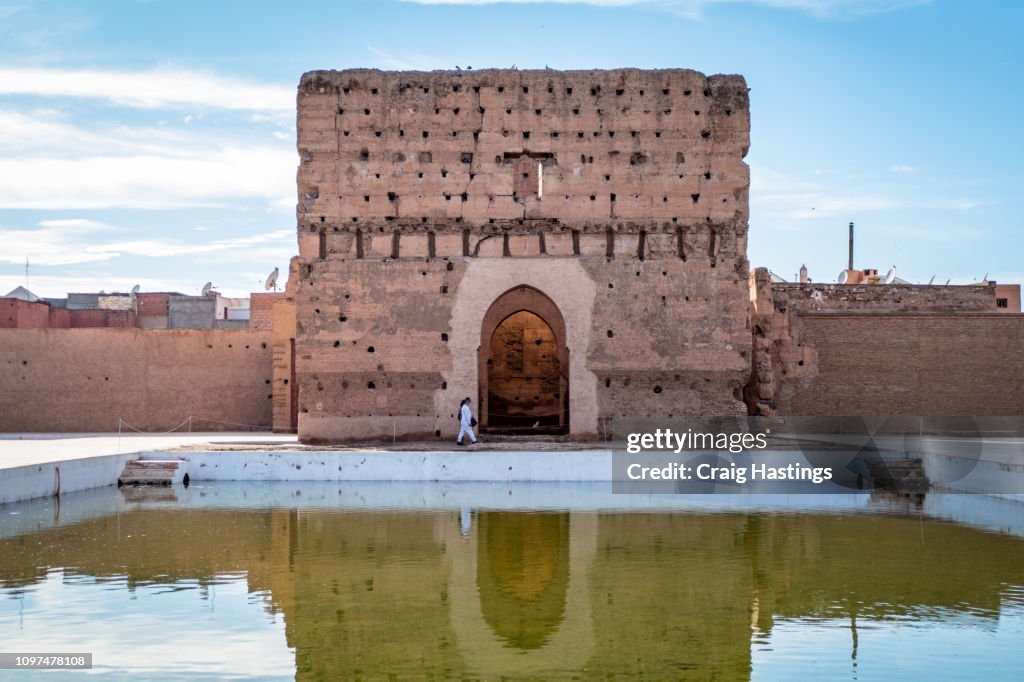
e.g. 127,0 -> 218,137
118,416 -> 193,435
188,416 -> 270,431
116,415 -> 271,435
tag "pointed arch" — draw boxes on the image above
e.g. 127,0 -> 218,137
479,285 -> 569,432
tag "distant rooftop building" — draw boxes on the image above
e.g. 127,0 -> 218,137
3,286 -> 40,302
1,286 -> 273,329
995,283 -> 1021,313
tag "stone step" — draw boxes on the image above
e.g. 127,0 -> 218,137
118,459 -> 182,486
119,486 -> 179,503
131,459 -> 182,469
118,476 -> 174,486
866,458 -> 930,492
121,467 -> 175,478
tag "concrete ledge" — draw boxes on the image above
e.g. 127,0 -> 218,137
170,449 -> 614,482
0,446 -> 615,505
0,453 -> 131,505
4,439 -> 1024,505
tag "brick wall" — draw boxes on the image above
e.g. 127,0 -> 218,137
747,268 -> 1023,416
48,307 -> 70,328
0,328 -> 274,432
0,299 -> 51,328
70,309 -> 138,328
777,313 -> 1024,415
250,292 -> 282,331
770,281 -> 996,313
136,293 -> 169,316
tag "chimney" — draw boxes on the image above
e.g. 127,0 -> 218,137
848,222 -> 854,271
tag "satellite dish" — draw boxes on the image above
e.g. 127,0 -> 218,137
883,265 -> 896,285
264,267 -> 280,292
130,284 -> 141,295
837,270 -> 848,285
927,275 -> 935,285
201,281 -> 213,296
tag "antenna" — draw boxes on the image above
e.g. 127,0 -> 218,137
927,275 -> 935,285
838,270 -> 849,285
201,281 -> 213,296
25,258 -> 29,288
883,265 -> 896,285
130,284 -> 141,295
982,272 -> 989,283
264,267 -> 280,292
945,279 -> 951,285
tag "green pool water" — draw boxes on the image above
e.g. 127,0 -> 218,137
1,483 -> 1023,680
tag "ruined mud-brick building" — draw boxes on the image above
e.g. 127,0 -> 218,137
294,68 -> 751,441
2,69 -> 1021,437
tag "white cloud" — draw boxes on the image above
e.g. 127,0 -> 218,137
0,109 -> 242,158
0,147 -> 298,209
751,163 -> 977,221
0,221 -> 121,266
785,194 -> 897,218
0,107 -> 298,209
0,220 -> 294,266
0,110 -> 125,156
397,0 -> 931,19
0,67 -> 294,111
88,229 -> 295,259
37,218 -> 114,231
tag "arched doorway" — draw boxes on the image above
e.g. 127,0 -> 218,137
479,286 -> 568,434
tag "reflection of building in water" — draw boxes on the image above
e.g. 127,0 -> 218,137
1,508 -> 1024,680
449,511 -> 595,677
476,512 -> 570,649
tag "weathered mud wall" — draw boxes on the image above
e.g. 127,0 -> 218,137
0,329 -> 273,432
295,68 -> 752,441
746,269 -> 1022,416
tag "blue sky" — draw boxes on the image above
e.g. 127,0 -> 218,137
0,0 -> 1020,296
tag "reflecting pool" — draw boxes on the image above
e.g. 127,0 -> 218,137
1,483 -> 1023,680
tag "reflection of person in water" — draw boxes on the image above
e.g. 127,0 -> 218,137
457,397 -> 478,446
